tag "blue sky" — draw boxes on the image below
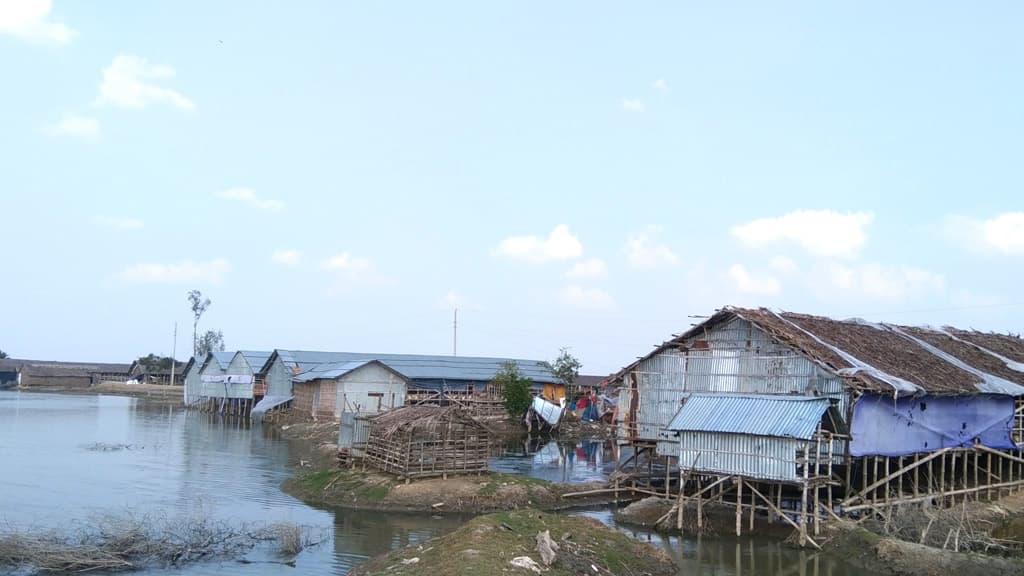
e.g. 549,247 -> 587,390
2,1 -> 1023,375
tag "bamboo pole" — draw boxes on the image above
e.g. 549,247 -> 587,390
801,447 -> 809,546
939,452 -> 947,506
697,482 -> 703,530
946,448 -> 954,502
749,480 -> 755,532
665,456 -> 671,497
745,482 -> 822,550
897,456 -> 904,499
987,452 -> 994,500
842,478 -> 1024,512
883,456 -> 890,507
913,453 -> 920,499
842,448 -> 953,507
736,477 -> 743,537
974,450 -> 979,501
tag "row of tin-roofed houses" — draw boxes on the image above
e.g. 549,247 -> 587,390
8,304 -> 1024,544
179,349 -> 571,419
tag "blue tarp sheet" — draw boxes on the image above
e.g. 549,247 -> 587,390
850,393 -> 1017,456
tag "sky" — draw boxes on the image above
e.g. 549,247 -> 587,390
2,1 -> 1023,375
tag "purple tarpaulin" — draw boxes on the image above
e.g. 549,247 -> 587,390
850,393 -> 1017,456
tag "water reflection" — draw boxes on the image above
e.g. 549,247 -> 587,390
576,509 -> 863,576
489,436 -> 617,483
331,509 -> 470,573
0,391 -> 872,575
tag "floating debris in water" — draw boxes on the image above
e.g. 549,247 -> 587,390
83,442 -> 142,452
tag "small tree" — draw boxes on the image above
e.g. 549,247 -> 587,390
544,348 -> 581,385
0,350 -> 7,359
188,290 -> 212,356
542,347 -> 582,398
494,361 -> 533,418
197,330 -> 226,357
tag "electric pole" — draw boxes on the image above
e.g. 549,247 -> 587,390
170,322 -> 177,387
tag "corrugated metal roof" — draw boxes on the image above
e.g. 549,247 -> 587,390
292,360 -> 374,383
238,350 -> 271,371
666,393 -> 831,439
212,351 -> 234,370
273,350 -> 560,383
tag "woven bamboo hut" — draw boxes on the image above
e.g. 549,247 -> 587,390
363,406 -> 490,480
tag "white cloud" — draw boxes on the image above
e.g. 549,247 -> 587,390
117,259 -> 229,285
441,290 -> 462,309
827,263 -> 944,300
732,210 -> 874,258
494,224 -> 583,263
94,215 -> 143,231
96,54 -> 195,111
321,252 -> 373,275
653,78 -> 670,92
565,258 -> 607,279
215,187 -> 284,211
0,0 -> 75,45
46,113 -> 99,141
621,98 -> 645,112
952,212 -> 1024,255
271,249 -> 301,266
728,264 -> 781,295
560,285 -> 615,310
769,255 -> 798,273
979,212 -> 1024,254
625,226 -> 678,268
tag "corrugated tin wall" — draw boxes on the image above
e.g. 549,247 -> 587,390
265,357 -> 295,398
621,317 -> 849,456
195,360 -> 227,400
679,432 -> 807,483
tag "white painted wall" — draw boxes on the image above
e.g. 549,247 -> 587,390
336,363 -> 407,417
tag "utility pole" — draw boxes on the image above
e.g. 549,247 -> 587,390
170,322 -> 177,387
453,308 -> 458,356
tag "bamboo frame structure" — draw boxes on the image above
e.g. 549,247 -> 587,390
621,427 -> 1024,548
362,406 -> 491,481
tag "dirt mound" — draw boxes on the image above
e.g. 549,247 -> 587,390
616,496 -> 673,527
282,469 -> 610,514
349,509 -> 677,576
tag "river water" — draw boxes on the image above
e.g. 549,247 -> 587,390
0,391 -> 867,575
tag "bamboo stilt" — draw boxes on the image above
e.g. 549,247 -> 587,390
736,477 -> 743,537
750,480 -> 755,531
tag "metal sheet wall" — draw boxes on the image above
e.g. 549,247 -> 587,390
678,432 -> 806,483
624,317 -> 850,455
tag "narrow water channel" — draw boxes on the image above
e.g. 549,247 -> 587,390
0,391 -> 868,575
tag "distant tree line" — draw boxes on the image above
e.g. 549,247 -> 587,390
136,353 -> 176,372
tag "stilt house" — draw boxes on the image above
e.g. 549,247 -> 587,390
611,306 -> 1024,544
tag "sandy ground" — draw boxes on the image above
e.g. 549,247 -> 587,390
23,382 -> 185,404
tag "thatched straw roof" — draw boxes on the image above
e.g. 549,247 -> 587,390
614,306 -> 1024,397
369,405 -> 489,438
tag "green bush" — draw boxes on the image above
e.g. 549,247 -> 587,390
494,361 -> 533,417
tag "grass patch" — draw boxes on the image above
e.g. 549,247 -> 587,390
282,469 -> 393,505
477,472 -> 551,496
